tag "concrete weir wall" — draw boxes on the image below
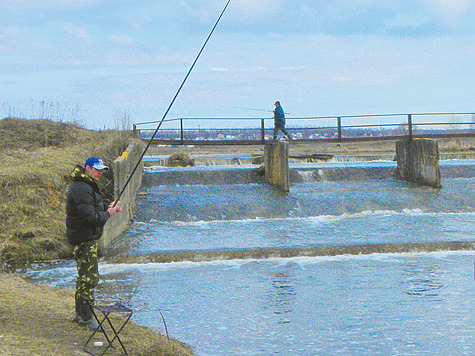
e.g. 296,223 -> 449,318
264,141 -> 290,191
99,141 -> 144,251
396,138 -> 441,188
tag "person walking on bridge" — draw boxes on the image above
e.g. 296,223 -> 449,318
273,101 -> 291,141
66,157 -> 122,330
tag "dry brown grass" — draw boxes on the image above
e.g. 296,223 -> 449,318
0,273 -> 195,355
0,118 -> 131,268
0,118 -> 195,354
0,118 -> 94,151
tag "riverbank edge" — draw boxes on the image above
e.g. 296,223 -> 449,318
0,118 -> 196,355
0,272 -> 196,355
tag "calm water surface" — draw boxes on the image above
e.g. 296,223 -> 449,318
24,253 -> 474,355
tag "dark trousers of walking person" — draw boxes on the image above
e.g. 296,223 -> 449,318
273,125 -> 291,140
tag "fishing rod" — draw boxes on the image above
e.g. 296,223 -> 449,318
112,0 -> 232,207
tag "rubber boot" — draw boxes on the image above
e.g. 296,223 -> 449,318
77,299 -> 101,331
73,292 -> 81,323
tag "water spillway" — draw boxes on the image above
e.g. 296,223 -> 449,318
108,241 -> 473,264
108,160 -> 474,261
142,160 -> 475,185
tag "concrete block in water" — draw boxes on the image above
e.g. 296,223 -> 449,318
396,138 -> 441,188
100,141 -> 144,251
264,141 -> 289,191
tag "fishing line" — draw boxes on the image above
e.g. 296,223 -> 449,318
112,0 -> 232,207
229,106 -> 274,113
230,105 -> 291,115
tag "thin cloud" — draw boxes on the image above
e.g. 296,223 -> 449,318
210,67 -> 229,72
61,23 -> 93,43
179,1 -> 212,23
1,0 -> 100,10
0,1 -> 473,128
431,0 -> 470,16
109,34 -> 135,46
428,0 -> 471,23
232,0 -> 279,15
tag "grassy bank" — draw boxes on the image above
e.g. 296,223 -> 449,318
0,118 -> 196,355
0,118 -> 130,267
0,273 -> 194,355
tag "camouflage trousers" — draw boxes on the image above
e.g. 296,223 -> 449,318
73,240 -> 99,303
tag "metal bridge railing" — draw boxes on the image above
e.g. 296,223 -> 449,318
132,112 -> 474,145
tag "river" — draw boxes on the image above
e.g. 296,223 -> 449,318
23,160 -> 474,355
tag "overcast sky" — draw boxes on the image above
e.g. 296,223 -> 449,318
0,0 -> 474,129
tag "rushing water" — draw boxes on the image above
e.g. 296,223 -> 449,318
22,161 -> 474,355
111,178 -> 474,254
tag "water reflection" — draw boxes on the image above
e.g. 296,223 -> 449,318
267,266 -> 297,324
402,263 -> 443,301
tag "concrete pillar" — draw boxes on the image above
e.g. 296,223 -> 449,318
264,141 -> 290,191
395,138 -> 441,188
99,141 -> 145,251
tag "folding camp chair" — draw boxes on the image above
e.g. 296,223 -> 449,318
83,302 -> 133,355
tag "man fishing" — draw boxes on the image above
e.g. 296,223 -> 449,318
66,157 -> 122,330
273,101 -> 291,140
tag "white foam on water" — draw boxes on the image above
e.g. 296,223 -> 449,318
99,258 -> 256,274
402,208 -> 426,215
307,209 -> 399,223
134,221 -> 151,226
22,263 -> 77,287
98,249 -> 475,274
402,210 -> 475,217
141,209 -> 474,228
280,249 -> 475,266
296,170 -> 315,183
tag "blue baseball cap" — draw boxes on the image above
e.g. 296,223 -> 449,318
84,157 -> 109,170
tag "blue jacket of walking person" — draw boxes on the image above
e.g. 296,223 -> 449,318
273,105 -> 285,127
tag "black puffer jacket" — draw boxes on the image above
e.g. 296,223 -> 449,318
66,165 -> 110,245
